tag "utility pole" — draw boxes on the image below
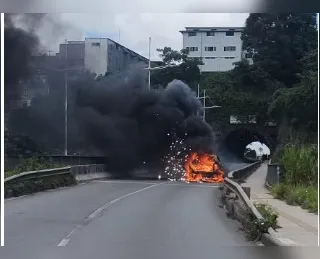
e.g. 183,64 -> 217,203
198,90 -> 222,122
148,37 -> 151,90
202,89 -> 206,122
64,39 -> 68,156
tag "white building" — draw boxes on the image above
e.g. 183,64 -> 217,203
84,38 -> 148,76
180,27 -> 252,72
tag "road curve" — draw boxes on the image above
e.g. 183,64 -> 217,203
2,180 -> 267,259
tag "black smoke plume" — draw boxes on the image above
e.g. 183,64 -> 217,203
5,14 -> 217,177
74,70 -> 217,175
4,14 -> 40,110
8,67 -> 217,176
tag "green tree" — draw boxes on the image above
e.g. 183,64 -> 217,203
151,47 -> 203,90
268,49 -> 318,142
242,13 -> 317,86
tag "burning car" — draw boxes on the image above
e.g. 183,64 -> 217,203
184,152 -> 224,183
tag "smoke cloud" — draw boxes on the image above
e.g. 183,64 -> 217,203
5,14 -> 217,177
74,70 -> 216,174
4,14 -> 40,107
8,67 -> 217,176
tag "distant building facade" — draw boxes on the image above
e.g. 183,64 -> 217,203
84,38 -> 148,76
58,40 -> 85,70
180,27 -> 253,72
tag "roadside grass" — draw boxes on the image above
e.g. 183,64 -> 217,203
270,145 -> 318,214
271,183 -> 318,213
5,157 -> 61,178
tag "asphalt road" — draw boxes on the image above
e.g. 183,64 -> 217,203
1,176 -> 273,259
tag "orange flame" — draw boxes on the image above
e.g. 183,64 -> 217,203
184,152 -> 224,183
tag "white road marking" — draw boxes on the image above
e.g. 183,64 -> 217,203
57,182 -> 164,246
57,238 -> 70,247
93,180 -> 157,185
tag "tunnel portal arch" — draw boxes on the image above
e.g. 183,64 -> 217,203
224,127 -> 275,159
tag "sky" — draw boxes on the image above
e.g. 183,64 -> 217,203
35,13 -> 249,61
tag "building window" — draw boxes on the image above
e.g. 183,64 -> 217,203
204,57 -> 216,59
226,31 -> 234,36
188,32 -> 196,37
206,31 -> 215,36
186,47 -> 198,52
224,46 -> 236,51
92,42 -> 100,47
205,47 -> 216,51
224,57 -> 235,59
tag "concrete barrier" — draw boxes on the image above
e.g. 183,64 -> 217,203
71,164 -> 111,181
227,161 -> 261,181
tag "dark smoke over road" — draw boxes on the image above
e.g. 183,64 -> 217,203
74,71 -> 217,175
5,14 -> 218,176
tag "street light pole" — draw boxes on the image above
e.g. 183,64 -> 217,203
148,37 -> 151,90
202,89 -> 206,121
64,39 -> 68,156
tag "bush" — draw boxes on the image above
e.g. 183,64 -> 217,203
270,183 -> 288,199
5,174 -> 77,198
270,144 -> 318,213
246,203 -> 278,241
5,157 -> 60,178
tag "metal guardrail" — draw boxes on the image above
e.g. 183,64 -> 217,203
4,164 -> 109,198
222,162 -> 283,246
4,167 -> 72,184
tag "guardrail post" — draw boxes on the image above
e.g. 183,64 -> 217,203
276,165 -> 280,185
241,186 -> 251,199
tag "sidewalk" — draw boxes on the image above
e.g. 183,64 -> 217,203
245,162 -> 318,246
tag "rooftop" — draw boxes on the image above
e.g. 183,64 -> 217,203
180,27 -> 244,33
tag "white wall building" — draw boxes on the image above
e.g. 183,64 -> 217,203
180,27 -> 252,72
84,38 -> 148,76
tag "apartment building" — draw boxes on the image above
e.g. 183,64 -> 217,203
180,27 -> 252,72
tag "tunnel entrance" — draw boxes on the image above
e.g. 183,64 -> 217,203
224,128 -> 270,160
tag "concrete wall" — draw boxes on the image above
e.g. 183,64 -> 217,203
107,39 -> 148,73
85,38 -> 148,76
59,41 -> 85,70
84,38 -> 109,76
